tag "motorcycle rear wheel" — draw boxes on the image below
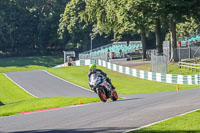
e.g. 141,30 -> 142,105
97,87 -> 107,102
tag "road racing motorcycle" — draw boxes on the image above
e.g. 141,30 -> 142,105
89,73 -> 118,102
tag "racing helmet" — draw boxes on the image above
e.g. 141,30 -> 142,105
89,64 -> 96,72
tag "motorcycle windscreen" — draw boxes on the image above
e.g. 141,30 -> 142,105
89,73 -> 101,86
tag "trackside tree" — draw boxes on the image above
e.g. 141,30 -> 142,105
78,0 -> 200,61
1,0 -> 200,59
0,0 -> 68,56
58,0 -> 113,52
158,0 -> 200,62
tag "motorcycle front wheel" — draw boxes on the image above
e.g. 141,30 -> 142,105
111,90 -> 118,101
97,87 -> 107,102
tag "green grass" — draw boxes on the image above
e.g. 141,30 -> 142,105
48,66 -> 199,95
0,56 -> 63,73
0,55 -> 199,132
132,110 -> 200,133
0,73 -> 34,104
129,61 -> 200,75
0,97 -> 101,117
0,56 -> 102,117
168,62 -> 200,75
0,72 -> 101,117
132,64 -> 151,71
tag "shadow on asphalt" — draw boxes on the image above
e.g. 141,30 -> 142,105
117,97 -> 141,102
131,131 -> 200,133
10,128 -> 200,133
10,127 -> 137,133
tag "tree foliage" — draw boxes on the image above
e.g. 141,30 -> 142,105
1,0 -> 200,60
177,17 -> 200,40
58,0 -> 92,51
0,0 -> 67,56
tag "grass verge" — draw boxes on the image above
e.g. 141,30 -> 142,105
0,97 -> 101,117
132,110 -> 200,133
0,56 -> 63,73
0,56 -> 101,117
48,66 -> 199,95
0,73 -> 34,104
0,71 -> 101,117
168,62 -> 200,75
126,60 -> 200,75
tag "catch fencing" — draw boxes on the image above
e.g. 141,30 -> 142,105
150,51 -> 168,74
71,59 -> 200,85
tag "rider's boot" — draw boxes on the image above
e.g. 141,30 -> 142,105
92,87 -> 97,93
106,77 -> 115,90
111,85 -> 115,90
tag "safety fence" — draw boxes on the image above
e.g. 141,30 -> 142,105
179,62 -> 200,72
72,59 -> 200,85
150,51 -> 168,74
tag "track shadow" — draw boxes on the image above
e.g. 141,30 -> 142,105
132,130 -> 200,133
10,128 -> 200,133
117,97 -> 141,102
10,127 -> 137,133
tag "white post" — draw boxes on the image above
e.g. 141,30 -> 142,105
91,37 -> 93,58
179,46 -> 181,61
63,51 -> 66,67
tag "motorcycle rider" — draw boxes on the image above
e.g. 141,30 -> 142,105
88,64 -> 115,91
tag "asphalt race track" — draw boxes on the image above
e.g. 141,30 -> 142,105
1,70 -> 200,133
4,70 -> 96,97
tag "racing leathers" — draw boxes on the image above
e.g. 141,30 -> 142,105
88,69 -> 115,91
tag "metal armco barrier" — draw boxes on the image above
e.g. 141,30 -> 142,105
71,59 -> 200,85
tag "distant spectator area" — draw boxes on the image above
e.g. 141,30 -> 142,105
178,34 -> 200,47
79,41 -> 142,60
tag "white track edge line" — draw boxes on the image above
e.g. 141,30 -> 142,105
3,73 -> 38,98
123,107 -> 200,133
43,70 -> 93,92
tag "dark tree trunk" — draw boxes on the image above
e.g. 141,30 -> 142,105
155,19 -> 163,55
169,17 -> 178,62
140,27 -> 147,59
